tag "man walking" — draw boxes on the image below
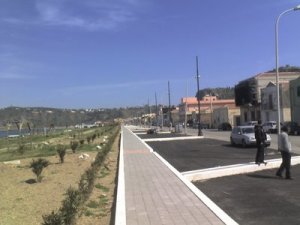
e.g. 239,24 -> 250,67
254,120 -> 267,165
276,126 -> 292,180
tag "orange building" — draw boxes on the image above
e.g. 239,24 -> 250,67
179,95 -> 237,127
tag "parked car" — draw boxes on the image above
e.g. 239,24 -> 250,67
230,125 -> 271,148
192,123 -> 209,129
262,121 -> 277,133
147,128 -> 157,134
281,121 -> 300,135
218,122 -> 232,131
243,121 -> 258,126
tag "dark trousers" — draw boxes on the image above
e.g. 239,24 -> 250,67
255,142 -> 265,163
277,151 -> 291,178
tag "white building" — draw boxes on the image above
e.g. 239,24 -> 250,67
260,81 -> 291,123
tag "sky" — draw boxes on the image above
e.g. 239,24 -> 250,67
1,0 -> 300,109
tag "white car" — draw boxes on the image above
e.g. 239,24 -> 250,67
262,121 -> 277,133
230,125 -> 271,148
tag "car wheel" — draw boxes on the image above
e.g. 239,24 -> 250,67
230,137 -> 235,146
242,139 -> 247,148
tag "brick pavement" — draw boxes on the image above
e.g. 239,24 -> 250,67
115,126 -> 228,225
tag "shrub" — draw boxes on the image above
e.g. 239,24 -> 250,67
60,187 -> 81,225
17,144 -> 26,154
91,134 -> 97,142
78,168 -> 95,201
79,139 -> 84,145
86,136 -> 91,144
86,200 -> 99,208
70,141 -> 79,153
57,145 -> 66,163
30,158 -> 49,182
42,211 -> 63,225
95,183 -> 109,192
84,209 -> 94,217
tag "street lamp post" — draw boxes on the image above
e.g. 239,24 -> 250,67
196,56 -> 203,136
275,5 -> 300,145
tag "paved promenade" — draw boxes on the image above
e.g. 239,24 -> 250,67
115,126 -> 230,225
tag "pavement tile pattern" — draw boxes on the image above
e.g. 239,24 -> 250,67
123,127 -> 224,225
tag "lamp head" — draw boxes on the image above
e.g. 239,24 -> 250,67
294,4 -> 300,10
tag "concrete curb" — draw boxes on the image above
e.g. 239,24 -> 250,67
182,156 -> 300,181
142,136 -> 204,142
115,128 -> 126,225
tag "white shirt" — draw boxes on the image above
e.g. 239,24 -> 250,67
278,132 -> 291,152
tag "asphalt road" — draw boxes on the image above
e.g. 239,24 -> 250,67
194,166 -> 300,225
187,128 -> 300,154
147,138 -> 281,172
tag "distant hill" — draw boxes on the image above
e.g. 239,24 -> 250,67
0,106 -> 147,128
196,87 -> 235,100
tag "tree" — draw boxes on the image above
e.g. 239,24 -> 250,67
196,87 -> 235,100
268,64 -> 300,72
70,141 -> 79,153
30,158 -> 49,182
57,145 -> 67,163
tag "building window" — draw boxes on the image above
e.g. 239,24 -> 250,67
251,111 -> 255,121
268,94 -> 273,110
297,86 -> 300,97
266,112 -> 270,121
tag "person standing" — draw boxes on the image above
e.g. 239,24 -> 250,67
276,126 -> 292,180
254,120 -> 267,165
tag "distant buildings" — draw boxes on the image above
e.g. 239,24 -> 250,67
290,77 -> 300,124
174,70 -> 300,129
234,72 -> 300,124
178,95 -> 238,128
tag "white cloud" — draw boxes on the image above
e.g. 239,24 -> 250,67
0,49 -> 40,80
0,73 -> 34,79
33,0 -> 137,31
58,79 -> 164,95
1,0 -> 144,31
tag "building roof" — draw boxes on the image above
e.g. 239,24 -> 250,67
237,72 -> 300,85
181,97 -> 235,105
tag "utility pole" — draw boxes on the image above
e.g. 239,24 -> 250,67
148,98 -> 151,127
185,81 -> 188,135
155,92 -> 158,130
168,81 -> 172,129
196,56 -> 203,136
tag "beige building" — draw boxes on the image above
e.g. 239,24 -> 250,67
260,81 -> 291,123
178,95 -> 236,128
235,72 -> 300,124
212,106 -> 241,128
290,77 -> 300,124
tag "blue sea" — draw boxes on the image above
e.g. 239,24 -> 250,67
0,130 -> 30,138
0,127 -> 65,138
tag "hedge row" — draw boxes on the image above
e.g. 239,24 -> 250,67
42,125 -> 120,225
